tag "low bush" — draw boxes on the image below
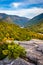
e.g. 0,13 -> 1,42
0,42 -> 26,60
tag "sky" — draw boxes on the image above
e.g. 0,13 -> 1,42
0,0 -> 43,18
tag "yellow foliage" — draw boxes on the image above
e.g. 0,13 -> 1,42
2,50 -> 9,55
2,37 -> 7,42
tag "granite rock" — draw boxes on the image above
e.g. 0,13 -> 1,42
19,39 -> 43,65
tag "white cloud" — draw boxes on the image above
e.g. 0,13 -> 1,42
11,2 -> 22,8
0,7 -> 43,18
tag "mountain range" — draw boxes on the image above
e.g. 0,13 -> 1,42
0,13 -> 43,33
0,13 -> 43,26
0,13 -> 29,27
0,13 -> 43,41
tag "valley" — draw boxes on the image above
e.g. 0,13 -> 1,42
0,13 -> 43,42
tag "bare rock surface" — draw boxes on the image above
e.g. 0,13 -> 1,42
0,58 -> 35,65
12,58 -> 34,65
18,39 -> 43,65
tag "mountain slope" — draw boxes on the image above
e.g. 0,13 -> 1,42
26,13 -> 43,33
26,13 -> 43,26
9,15 -> 29,27
0,13 -> 29,27
0,21 -> 43,41
29,20 -> 43,33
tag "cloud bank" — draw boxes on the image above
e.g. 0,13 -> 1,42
0,7 -> 43,18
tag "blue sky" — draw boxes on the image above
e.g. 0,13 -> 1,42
0,0 -> 43,18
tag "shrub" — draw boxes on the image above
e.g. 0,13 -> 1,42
0,43 -> 7,60
0,42 -> 26,60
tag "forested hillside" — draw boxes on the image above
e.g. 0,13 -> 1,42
0,21 -> 43,42
26,21 -> 43,33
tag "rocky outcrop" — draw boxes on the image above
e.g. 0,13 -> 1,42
0,58 -> 34,65
19,39 -> 43,65
0,39 -> 43,65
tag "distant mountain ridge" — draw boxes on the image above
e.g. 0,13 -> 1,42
0,13 -> 29,27
0,13 -> 43,29
26,13 -> 43,33
26,13 -> 43,26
